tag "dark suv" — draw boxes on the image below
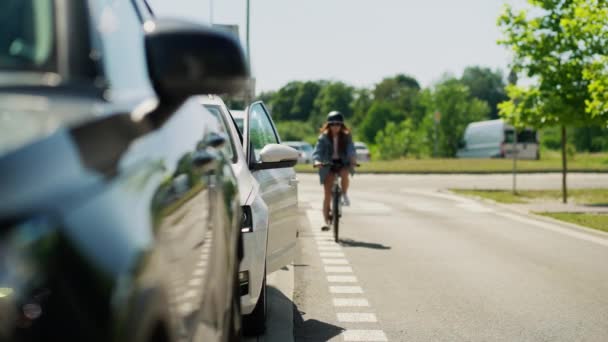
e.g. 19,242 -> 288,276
0,0 -> 248,341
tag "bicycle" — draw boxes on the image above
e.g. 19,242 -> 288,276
315,161 -> 359,242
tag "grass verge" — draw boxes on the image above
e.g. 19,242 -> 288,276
295,153 -> 608,174
536,212 -> 608,233
450,189 -> 608,206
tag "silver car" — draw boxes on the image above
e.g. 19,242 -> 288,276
200,96 -> 300,335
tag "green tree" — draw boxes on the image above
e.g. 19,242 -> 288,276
460,66 -> 508,119
433,78 -> 489,157
269,81 -> 300,121
351,88 -> 373,127
275,120 -> 316,142
358,102 -> 404,143
498,0 -> 608,202
373,74 -> 421,120
310,81 -> 354,128
375,119 -> 428,160
291,81 -> 322,121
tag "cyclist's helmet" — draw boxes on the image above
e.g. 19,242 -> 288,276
327,111 -> 344,124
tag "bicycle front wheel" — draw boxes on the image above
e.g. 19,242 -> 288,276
332,191 -> 341,243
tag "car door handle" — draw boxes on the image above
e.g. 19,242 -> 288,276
289,177 -> 299,186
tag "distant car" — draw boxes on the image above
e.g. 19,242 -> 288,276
354,142 -> 371,162
201,96 -> 299,335
456,119 -> 540,160
0,1 -> 249,341
283,141 -> 314,164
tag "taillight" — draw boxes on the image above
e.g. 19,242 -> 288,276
500,142 -> 505,157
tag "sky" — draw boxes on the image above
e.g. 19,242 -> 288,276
149,0 -> 528,93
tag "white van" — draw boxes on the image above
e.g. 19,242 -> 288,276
456,119 -> 540,160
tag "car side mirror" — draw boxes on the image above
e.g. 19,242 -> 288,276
250,144 -> 298,171
145,19 -> 249,103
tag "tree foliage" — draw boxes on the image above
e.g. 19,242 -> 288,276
460,66 -> 508,119
497,0 -> 608,127
358,102 -> 404,143
433,79 -> 489,157
375,119 -> 428,160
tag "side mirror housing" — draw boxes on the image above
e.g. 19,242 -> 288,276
145,19 -> 249,103
250,144 -> 298,171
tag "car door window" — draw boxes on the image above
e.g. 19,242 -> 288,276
249,103 -> 279,163
204,104 -> 236,163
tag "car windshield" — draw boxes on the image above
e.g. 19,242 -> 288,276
0,0 -> 55,72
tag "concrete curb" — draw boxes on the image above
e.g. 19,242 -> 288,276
443,189 -> 608,240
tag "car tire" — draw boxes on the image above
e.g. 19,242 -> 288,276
243,267 -> 266,336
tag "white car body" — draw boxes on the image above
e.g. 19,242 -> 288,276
354,141 -> 371,162
200,96 -> 299,320
456,119 -> 540,160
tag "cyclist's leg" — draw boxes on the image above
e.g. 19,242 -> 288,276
338,168 -> 350,206
339,167 -> 350,194
323,172 -> 336,225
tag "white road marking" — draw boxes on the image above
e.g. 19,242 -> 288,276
337,312 -> 378,322
327,275 -> 358,283
183,289 -> 197,299
320,252 -> 345,257
318,245 -> 342,251
330,286 -> 363,294
497,212 -> 608,248
322,258 -> 349,265
178,302 -> 193,315
457,202 -> 493,213
325,266 -> 353,273
188,278 -> 202,286
342,330 -> 388,341
333,298 -> 370,307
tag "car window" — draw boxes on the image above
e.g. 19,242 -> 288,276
249,103 -> 279,163
0,0 -> 55,72
87,0 -> 155,101
204,104 -> 236,163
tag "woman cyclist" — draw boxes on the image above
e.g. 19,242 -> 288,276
313,111 -> 357,231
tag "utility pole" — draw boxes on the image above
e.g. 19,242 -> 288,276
434,111 -> 440,157
509,68 -> 519,195
245,0 -> 252,107
209,0 -> 213,24
512,127 -> 518,195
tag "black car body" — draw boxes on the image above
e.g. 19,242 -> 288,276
0,0 -> 248,341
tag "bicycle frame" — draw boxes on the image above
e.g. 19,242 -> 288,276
330,171 -> 342,242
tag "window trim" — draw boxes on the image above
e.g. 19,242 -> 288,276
204,104 -> 238,164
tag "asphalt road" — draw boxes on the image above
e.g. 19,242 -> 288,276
291,173 -> 608,341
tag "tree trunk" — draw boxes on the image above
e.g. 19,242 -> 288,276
561,125 -> 568,204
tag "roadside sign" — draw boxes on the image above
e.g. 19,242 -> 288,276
434,111 -> 441,123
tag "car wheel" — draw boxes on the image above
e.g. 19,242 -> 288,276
243,267 -> 266,336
